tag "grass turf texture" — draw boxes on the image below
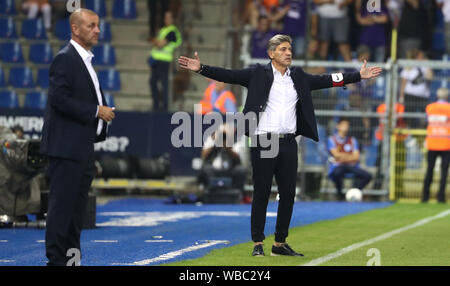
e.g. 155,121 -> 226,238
166,203 -> 450,266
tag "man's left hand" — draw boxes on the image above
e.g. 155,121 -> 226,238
360,60 -> 382,79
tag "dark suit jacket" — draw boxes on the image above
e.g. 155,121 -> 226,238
40,43 -> 108,161
199,62 -> 361,142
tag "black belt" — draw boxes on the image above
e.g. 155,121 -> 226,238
257,133 -> 296,139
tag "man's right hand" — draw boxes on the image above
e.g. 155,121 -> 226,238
98,106 -> 115,122
178,52 -> 201,72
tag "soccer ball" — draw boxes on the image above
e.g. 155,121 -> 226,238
345,188 -> 363,202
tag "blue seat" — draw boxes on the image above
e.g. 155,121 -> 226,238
364,143 -> 378,167
0,67 -> 6,88
54,18 -> 71,40
113,0 -> 137,19
85,0 -> 107,18
9,66 -> 35,88
29,42 -> 53,65
98,69 -> 121,91
0,17 -> 17,38
371,76 -> 386,99
24,91 -> 47,109
37,68 -> 49,88
304,124 -> 328,166
0,42 -> 24,63
98,19 -> 112,42
21,18 -> 47,39
430,80 -> 447,102
0,0 -> 17,15
103,92 -> 115,107
92,44 -> 116,66
0,90 -> 19,109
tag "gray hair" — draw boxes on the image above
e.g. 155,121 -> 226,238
437,87 -> 449,100
267,34 -> 292,52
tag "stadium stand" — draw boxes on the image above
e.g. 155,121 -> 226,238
9,66 -> 35,88
0,41 -> 24,64
0,17 -> 18,39
0,90 -> 19,109
54,18 -> 71,41
24,91 -> 47,110
29,42 -> 54,65
21,18 -> 47,40
85,0 -> 108,18
0,67 -> 6,88
0,0 -> 17,15
92,44 -> 116,66
98,68 -> 121,92
112,0 -> 137,19
36,68 -> 50,89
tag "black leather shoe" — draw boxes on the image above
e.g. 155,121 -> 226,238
271,244 -> 304,256
252,244 -> 265,256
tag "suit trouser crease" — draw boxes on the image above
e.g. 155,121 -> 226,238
45,156 -> 94,265
250,136 -> 297,243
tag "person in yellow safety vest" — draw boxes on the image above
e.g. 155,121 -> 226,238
422,87 -> 450,203
149,10 -> 182,111
198,81 -> 238,115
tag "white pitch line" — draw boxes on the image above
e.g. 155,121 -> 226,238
36,240 -> 45,243
302,209 -> 450,266
91,240 -> 118,243
111,240 -> 229,266
0,240 -> 8,243
144,240 -> 174,243
0,260 -> 15,263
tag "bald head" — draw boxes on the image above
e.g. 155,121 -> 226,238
70,8 -> 100,50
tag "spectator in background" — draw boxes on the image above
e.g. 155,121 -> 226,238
10,125 -> 25,139
422,87 -> 450,203
243,0 -> 287,30
199,123 -> 249,203
437,0 -> 450,55
279,0 -> 308,59
197,81 -> 237,115
251,16 -> 277,58
50,0 -> 69,22
397,0 -> 427,58
328,118 -> 373,201
355,0 -> 389,62
373,101 -> 407,189
147,0 -> 170,39
149,11 -> 182,111
314,0 -> 353,61
22,0 -> 52,30
399,49 -> 433,126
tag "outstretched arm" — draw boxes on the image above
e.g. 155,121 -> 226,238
178,52 -> 253,87
308,60 -> 383,90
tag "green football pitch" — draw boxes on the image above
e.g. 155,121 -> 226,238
167,203 -> 450,266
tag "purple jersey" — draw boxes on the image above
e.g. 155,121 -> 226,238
282,0 -> 307,37
359,1 -> 388,47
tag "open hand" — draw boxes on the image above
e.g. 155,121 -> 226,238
360,60 -> 382,79
178,52 -> 201,72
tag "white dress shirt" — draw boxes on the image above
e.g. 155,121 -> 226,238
255,64 -> 298,135
70,39 -> 104,135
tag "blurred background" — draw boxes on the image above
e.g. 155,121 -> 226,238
0,0 -> 449,225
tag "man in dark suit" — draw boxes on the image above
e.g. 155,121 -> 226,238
178,34 -> 381,257
40,8 -> 115,266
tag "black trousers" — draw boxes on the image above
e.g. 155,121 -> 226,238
250,135 -> 298,243
422,150 -> 450,202
147,0 -> 169,38
45,155 -> 94,266
329,165 -> 372,195
150,60 -> 169,111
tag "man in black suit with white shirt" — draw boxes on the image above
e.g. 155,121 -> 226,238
40,8 -> 115,266
178,34 -> 382,257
